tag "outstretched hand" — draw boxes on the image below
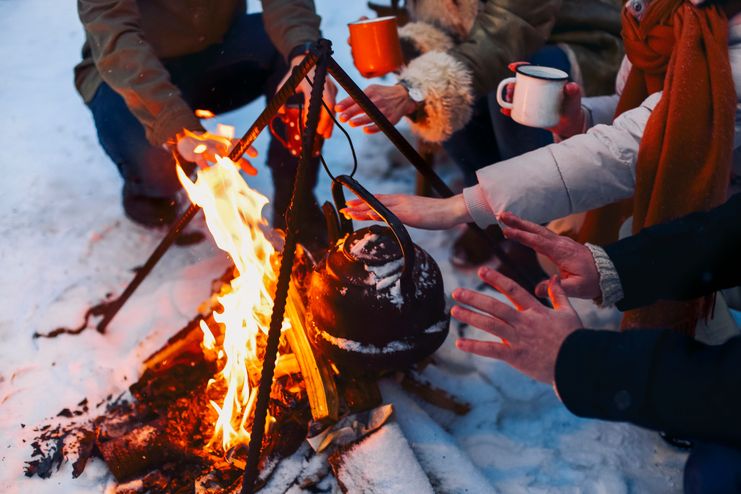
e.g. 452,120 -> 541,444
341,194 -> 472,230
453,267 -> 583,385
497,211 -> 600,299
176,130 -> 258,174
335,84 -> 418,134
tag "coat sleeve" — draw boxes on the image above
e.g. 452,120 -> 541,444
398,0 -> 561,143
555,329 -> 741,448
604,193 -> 741,311
77,0 -> 203,146
462,92 -> 662,228
261,0 -> 321,61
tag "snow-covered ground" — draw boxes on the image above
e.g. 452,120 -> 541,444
0,1 -> 689,492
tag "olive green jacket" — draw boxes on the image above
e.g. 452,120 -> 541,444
398,0 -> 625,142
74,0 -> 321,146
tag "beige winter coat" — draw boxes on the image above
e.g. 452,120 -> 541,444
398,0 -> 624,142
74,0 -> 321,146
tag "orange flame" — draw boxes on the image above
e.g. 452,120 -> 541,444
177,156 -> 286,453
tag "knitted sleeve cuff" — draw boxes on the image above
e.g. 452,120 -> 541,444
462,185 -> 499,228
585,243 -> 624,307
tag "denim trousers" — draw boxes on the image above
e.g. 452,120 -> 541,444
87,13 -> 319,228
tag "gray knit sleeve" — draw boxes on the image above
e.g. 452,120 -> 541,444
585,243 -> 624,307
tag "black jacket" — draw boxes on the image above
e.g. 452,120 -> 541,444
555,194 -> 741,447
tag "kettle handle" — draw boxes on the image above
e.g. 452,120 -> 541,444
331,179 -> 355,236
335,175 -> 416,294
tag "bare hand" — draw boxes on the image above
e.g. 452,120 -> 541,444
548,82 -> 586,139
341,194 -> 471,230
278,55 -> 338,139
453,268 -> 583,385
335,84 -> 418,134
176,130 -> 258,174
497,211 -> 600,299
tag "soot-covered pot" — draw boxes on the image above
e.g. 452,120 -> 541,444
306,175 -> 449,375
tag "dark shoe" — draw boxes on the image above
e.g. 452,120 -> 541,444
660,431 -> 694,450
450,226 -> 502,268
491,238 -> 548,294
122,187 -> 179,227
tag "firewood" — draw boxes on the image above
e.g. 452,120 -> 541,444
97,420 -> 181,482
284,282 -> 339,422
400,371 -> 471,415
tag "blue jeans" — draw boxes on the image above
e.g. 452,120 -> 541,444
87,13 -> 318,227
684,443 -> 741,493
443,45 -> 572,186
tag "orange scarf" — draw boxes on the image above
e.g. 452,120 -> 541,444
579,2 -> 735,334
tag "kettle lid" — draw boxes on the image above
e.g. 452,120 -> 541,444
342,225 -> 403,267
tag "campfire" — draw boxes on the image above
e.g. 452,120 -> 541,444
24,42 -> 478,493
25,154 -> 465,492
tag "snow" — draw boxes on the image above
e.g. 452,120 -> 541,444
0,0 -> 688,492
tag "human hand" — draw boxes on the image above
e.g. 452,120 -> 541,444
335,84 -> 418,134
278,55 -> 338,139
341,194 -> 472,230
175,130 -> 258,175
498,61 -> 530,117
548,82 -> 585,139
453,268 -> 583,385
497,211 -> 600,299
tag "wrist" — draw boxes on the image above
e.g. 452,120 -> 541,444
448,195 -> 473,227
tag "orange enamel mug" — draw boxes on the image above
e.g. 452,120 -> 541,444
348,16 -> 403,78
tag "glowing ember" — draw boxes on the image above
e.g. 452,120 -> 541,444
177,156 -> 286,453
193,144 -> 208,155
195,108 -> 216,119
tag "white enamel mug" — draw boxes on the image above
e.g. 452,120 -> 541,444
496,65 -> 568,129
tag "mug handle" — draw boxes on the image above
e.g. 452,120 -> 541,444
268,116 -> 291,150
496,77 -> 517,110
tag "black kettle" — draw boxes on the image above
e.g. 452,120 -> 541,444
306,175 -> 449,375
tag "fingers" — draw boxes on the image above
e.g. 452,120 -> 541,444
237,157 -> 258,176
477,267 -> 539,311
318,81 -> 338,138
341,207 -> 381,221
535,280 -> 550,299
564,82 -> 581,98
347,114 -> 373,128
317,109 -> 334,139
452,285 -> 519,321
363,125 -> 380,134
507,61 -> 530,72
498,211 -> 553,236
547,276 -> 572,310
456,338 -> 510,361
451,305 -> 514,342
246,146 -> 258,158
335,96 -> 353,113
337,100 -> 365,123
498,213 -> 560,256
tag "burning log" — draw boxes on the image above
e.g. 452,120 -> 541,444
284,282 -> 339,422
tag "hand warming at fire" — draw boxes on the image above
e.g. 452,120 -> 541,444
278,55 -> 338,139
176,130 -> 258,175
497,212 -> 601,300
453,268 -> 583,385
341,193 -> 472,230
336,84 -> 418,133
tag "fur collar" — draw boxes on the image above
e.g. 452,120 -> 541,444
405,0 -> 481,39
